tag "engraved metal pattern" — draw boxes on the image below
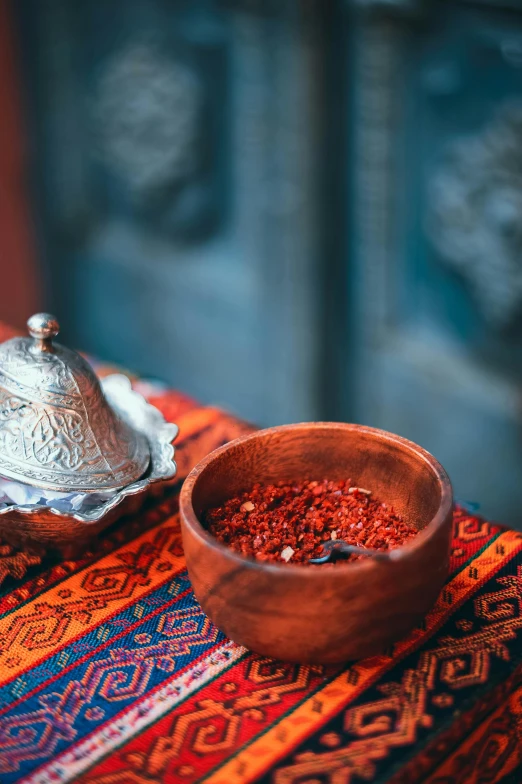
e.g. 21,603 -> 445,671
0,373 -> 178,534
0,315 -> 150,492
428,101 -> 522,328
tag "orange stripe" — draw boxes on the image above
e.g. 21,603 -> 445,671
204,530 -> 522,784
0,514 -> 184,685
175,406 -> 225,440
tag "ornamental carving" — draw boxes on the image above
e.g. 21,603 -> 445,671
0,337 -> 148,491
0,394 -> 87,472
428,101 -> 522,328
93,41 -> 202,203
0,380 -> 140,490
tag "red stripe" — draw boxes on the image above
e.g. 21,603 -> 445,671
81,657 -> 336,783
26,638 -> 231,784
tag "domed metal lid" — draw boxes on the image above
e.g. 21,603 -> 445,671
0,314 -> 150,493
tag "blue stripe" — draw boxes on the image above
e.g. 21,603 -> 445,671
0,571 -> 226,782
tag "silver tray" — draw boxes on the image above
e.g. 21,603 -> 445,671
0,374 -> 178,557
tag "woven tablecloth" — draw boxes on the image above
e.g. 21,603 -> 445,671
0,332 -> 522,783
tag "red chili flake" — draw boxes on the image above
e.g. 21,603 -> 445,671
204,479 -> 417,565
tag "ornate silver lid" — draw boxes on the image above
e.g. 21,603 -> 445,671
0,313 -> 150,493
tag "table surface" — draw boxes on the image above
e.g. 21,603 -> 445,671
0,325 -> 521,784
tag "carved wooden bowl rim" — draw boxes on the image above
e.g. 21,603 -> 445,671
180,422 -> 453,577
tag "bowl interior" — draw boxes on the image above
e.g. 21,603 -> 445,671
191,424 -> 446,534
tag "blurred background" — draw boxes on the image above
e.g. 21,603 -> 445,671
1,0 -> 522,524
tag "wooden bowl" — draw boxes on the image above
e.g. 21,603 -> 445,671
179,423 -> 453,663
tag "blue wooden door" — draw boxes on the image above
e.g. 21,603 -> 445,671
15,0 -> 522,524
346,0 -> 522,524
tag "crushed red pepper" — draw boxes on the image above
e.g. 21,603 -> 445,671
204,479 -> 417,565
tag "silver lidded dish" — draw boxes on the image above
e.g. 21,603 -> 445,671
0,314 -> 178,557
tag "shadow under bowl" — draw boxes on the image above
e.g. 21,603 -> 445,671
179,422 -> 453,663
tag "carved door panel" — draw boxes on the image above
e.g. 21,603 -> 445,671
347,2 -> 522,524
15,0 -> 323,426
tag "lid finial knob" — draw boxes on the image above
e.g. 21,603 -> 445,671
27,313 -> 60,352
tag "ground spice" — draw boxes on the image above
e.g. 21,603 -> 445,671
204,478 -> 417,565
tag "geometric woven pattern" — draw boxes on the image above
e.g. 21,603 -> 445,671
0,325 -> 521,783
